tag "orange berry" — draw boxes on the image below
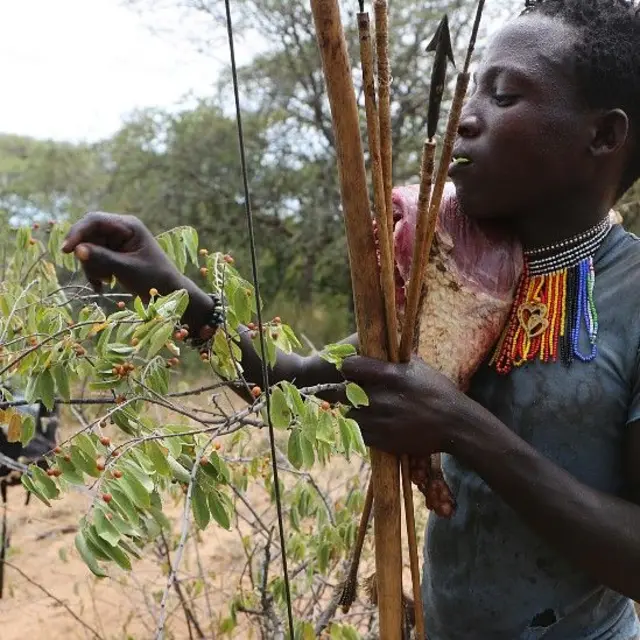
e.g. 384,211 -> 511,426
200,267 -> 209,277
32,222 -> 40,230
52,468 -> 62,477
321,401 -> 331,411
251,386 -> 262,398
179,328 -> 189,339
64,454 -> 72,462
199,456 -> 209,466
53,446 -> 62,454
99,419 -> 107,428
29,238 -> 36,245
111,450 -> 120,458
199,248 -> 208,256
96,462 -> 105,472
271,332 -> 279,340
100,436 -> 111,446
149,288 -> 158,297
29,337 -> 38,346
102,493 -> 113,504
115,395 -> 126,405
113,469 -> 123,479
223,254 -> 234,264
117,301 -> 126,310
174,330 -> 184,341
105,513 -> 113,521
131,338 -> 139,347
200,352 -> 210,362
47,468 -> 55,476
112,366 -> 119,375
274,316 -> 282,324
214,443 -> 222,451
247,322 -> 256,331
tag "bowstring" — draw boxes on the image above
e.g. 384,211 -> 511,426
223,1 -> 295,636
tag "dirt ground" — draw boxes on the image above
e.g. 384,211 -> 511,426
0,405 -> 397,640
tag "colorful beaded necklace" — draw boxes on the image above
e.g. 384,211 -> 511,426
490,216 -> 612,375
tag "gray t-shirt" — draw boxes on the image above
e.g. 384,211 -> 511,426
423,224 -> 640,639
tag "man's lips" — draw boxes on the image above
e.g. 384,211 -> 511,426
448,154 -> 473,176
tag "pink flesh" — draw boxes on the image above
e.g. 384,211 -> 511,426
392,183 -> 523,303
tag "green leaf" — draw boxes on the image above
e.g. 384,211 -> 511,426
181,227 -> 199,266
75,433 -> 98,459
109,485 -> 140,524
209,451 -> 230,484
122,460 -> 155,492
269,387 -> 291,430
147,321 -> 174,358
316,410 -> 335,444
21,473 -> 50,507
20,415 -> 36,447
119,474 -> 150,509
346,383 -> 369,408
75,530 -> 108,578
287,429 -> 303,470
30,466 -> 59,500
192,484 -> 210,530
52,364 -> 71,402
168,456 -> 192,484
57,456 -> 85,485
146,441 -> 171,477
208,490 -> 231,530
36,369 -> 55,411
300,434 -> 315,468
94,509 -> 121,547
282,382 -> 305,416
338,417 -> 353,459
86,526 -> 131,571
71,446 -> 100,477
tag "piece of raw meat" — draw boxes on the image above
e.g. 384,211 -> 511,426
387,182 -> 523,515
393,182 -> 523,390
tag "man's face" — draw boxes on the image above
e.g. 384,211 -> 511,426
449,15 -> 594,222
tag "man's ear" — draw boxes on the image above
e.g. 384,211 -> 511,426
590,108 -> 629,157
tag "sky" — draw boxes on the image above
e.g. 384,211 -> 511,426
0,0 -> 240,143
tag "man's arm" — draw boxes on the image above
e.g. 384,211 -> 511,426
453,400 -> 640,600
181,278 -> 356,400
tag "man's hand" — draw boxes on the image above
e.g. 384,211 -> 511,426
62,212 -> 184,299
341,354 -> 466,457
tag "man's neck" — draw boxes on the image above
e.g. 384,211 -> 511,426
514,195 -> 613,252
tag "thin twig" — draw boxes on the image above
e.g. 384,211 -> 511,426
3,560 -> 104,639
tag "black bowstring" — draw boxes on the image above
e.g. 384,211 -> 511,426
223,1 -> 295,636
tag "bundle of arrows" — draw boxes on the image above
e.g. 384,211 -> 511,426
308,0 -> 526,638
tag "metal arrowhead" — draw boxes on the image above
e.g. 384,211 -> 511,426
426,15 -> 456,140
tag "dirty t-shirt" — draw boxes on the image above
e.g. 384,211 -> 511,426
422,224 -> 640,639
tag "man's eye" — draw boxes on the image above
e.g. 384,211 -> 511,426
492,93 -> 518,107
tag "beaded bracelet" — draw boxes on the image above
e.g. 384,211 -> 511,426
184,293 -> 225,350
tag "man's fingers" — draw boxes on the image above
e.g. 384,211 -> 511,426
63,212 -> 135,254
341,355 -> 397,385
74,243 -> 127,285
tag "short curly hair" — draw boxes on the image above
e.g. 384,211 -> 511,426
522,0 -> 640,198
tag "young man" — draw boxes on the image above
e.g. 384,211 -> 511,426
63,0 -> 640,637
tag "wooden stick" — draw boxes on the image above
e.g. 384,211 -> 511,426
399,140 -> 437,361
309,2 -> 403,636
374,0 -> 395,255
358,14 -> 425,633
358,11 -> 399,361
401,457 -> 426,639
339,479 -> 374,612
399,0 -> 485,349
